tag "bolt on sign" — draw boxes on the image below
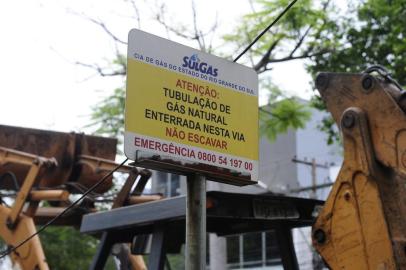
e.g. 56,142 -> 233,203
124,29 -> 258,185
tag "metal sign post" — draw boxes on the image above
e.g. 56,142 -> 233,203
186,174 -> 206,270
124,29 -> 259,185
124,29 -> 258,269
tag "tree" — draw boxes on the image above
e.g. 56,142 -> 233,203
310,0 -> 406,82
222,0 -> 338,140
60,1 -> 339,268
40,227 -> 116,270
88,87 -> 125,140
1,1 -> 339,269
308,0 -> 406,144
258,80 -> 311,141
88,0 -> 339,141
223,0 -> 337,73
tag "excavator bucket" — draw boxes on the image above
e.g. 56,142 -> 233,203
0,124 -> 117,193
312,72 -> 406,269
0,125 -> 132,269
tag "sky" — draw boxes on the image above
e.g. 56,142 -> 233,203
0,0 -> 312,134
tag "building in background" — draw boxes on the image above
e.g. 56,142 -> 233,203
151,171 -> 181,198
149,101 -> 342,269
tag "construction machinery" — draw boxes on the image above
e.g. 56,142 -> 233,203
0,125 -> 325,270
312,68 -> 406,269
80,190 -> 323,270
4,67 -> 406,270
0,125 -> 157,270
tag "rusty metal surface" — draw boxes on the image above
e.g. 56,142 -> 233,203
0,205 -> 49,270
29,190 -> 70,202
132,157 -> 254,186
0,124 -> 117,193
0,125 -> 154,270
33,206 -> 96,226
312,72 -> 406,269
8,162 -> 43,228
101,167 -> 152,270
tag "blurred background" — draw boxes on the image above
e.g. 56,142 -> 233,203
1,0 -> 404,269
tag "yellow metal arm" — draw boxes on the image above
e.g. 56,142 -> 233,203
312,73 -> 406,269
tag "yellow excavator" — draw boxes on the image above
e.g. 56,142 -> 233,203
0,126 -> 156,270
312,67 -> 406,269
2,66 -> 406,269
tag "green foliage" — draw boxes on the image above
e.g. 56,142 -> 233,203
309,0 -> 406,82
260,99 -> 311,141
166,253 -> 185,269
86,0 -> 339,143
308,0 -> 406,144
224,0 -> 338,72
309,96 -> 340,145
88,87 -> 125,140
40,226 -> 116,270
258,80 -> 311,141
221,0 -> 339,142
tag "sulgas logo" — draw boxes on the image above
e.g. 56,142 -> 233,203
182,54 -> 218,77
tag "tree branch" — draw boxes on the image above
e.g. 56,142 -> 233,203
289,25 -> 312,58
69,11 -> 127,45
253,37 -> 282,71
154,0 -> 218,52
75,61 -> 126,77
267,50 -> 332,64
259,107 -> 284,121
85,16 -> 127,45
155,13 -> 198,40
191,0 -> 204,50
129,0 -> 141,28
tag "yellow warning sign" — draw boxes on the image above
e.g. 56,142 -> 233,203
125,29 -> 258,181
